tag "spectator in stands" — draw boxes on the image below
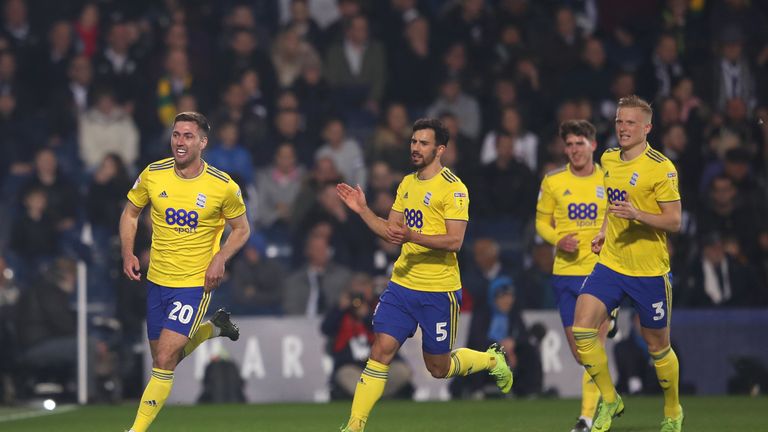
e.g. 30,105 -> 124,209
367,103 -> 412,175
325,14 -> 386,115
34,20 -> 75,95
386,16 -> 433,110
272,24 -> 320,89
291,156 -> 343,229
463,238 -> 515,354
239,68 -> 269,122
10,187 -> 59,271
321,273 -> 412,399
517,241 -> 557,309
72,2 -> 99,58
438,0 -> 495,69
322,0 -> 363,52
231,233 -> 285,314
205,121 -> 255,185
637,33 -> 685,101
92,20 -> 141,106
47,55 -> 93,146
20,148 -> 79,233
156,48 -> 199,126
366,160 -> 397,197
538,6 -> 585,90
283,0 -> 322,50
264,108 -> 313,167
480,106 -> 539,172
427,77 -> 481,140
292,57 -> 330,138
217,27 -> 276,102
78,88 -> 139,171
210,81 -> 269,155
439,111 -> 478,176
256,143 -> 305,230
473,132 -> 536,221
283,234 -> 352,316
316,117 -> 366,189
680,232 -> 757,307
562,37 -> 613,104
709,26 -> 757,112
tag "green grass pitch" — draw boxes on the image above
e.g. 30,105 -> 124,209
1,396 -> 765,431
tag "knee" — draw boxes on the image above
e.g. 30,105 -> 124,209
153,351 -> 179,371
425,361 -> 450,379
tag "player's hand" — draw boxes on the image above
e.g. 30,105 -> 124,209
122,254 -> 142,281
336,183 -> 367,214
556,233 -> 579,253
591,232 -> 605,254
609,198 -> 640,220
385,220 -> 410,245
204,253 -> 226,293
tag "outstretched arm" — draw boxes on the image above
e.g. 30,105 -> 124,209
337,183 -> 403,240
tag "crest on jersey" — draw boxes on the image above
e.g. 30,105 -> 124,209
423,191 -> 432,206
629,172 -> 639,186
596,186 -> 605,199
196,193 -> 207,208
454,192 -> 467,208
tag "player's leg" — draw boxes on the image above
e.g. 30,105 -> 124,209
130,329 -> 188,432
343,282 -> 415,432
573,265 -> 625,432
129,286 -> 208,432
553,275 -> 600,431
421,289 -> 512,393
181,308 -> 240,360
628,273 -> 683,430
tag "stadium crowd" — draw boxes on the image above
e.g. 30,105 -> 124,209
0,0 -> 767,402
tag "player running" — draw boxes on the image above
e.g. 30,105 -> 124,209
336,118 -> 513,432
573,96 -> 684,432
121,112 -> 250,432
536,119 -> 617,432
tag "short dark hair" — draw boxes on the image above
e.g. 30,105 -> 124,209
559,119 -> 596,142
413,118 -> 449,146
174,111 -> 211,138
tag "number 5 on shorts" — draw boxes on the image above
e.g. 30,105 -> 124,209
436,322 -> 448,341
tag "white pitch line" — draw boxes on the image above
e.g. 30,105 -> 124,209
0,405 -> 77,423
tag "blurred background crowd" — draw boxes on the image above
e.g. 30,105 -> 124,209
0,0 -> 767,403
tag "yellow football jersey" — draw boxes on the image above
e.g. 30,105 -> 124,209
536,164 -> 606,276
127,158 -> 247,287
599,144 -> 681,276
390,167 -> 469,292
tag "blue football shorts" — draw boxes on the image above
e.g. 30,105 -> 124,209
146,280 -> 212,340
580,263 -> 673,329
551,275 -> 588,327
372,281 -> 462,355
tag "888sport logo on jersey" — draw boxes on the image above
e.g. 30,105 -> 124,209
165,207 -> 199,233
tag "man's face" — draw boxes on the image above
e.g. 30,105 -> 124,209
410,128 -> 441,168
710,179 -> 736,207
171,121 -> 207,168
615,107 -> 651,149
563,133 -> 595,170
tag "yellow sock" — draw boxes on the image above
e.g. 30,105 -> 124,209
347,359 -> 389,430
131,368 -> 174,432
651,346 -> 682,418
573,327 -> 617,403
445,348 -> 496,377
182,322 -> 216,358
581,370 -> 600,419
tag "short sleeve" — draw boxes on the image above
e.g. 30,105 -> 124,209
392,179 -> 406,213
654,161 -> 681,203
443,182 -> 469,221
536,176 -> 555,215
222,180 -> 247,219
126,167 -> 150,208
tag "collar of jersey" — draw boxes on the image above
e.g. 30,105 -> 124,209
618,141 -> 650,163
413,166 -> 446,182
173,160 -> 207,181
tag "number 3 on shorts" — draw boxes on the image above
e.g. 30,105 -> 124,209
436,322 -> 448,341
169,301 -> 194,324
652,301 -> 665,321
